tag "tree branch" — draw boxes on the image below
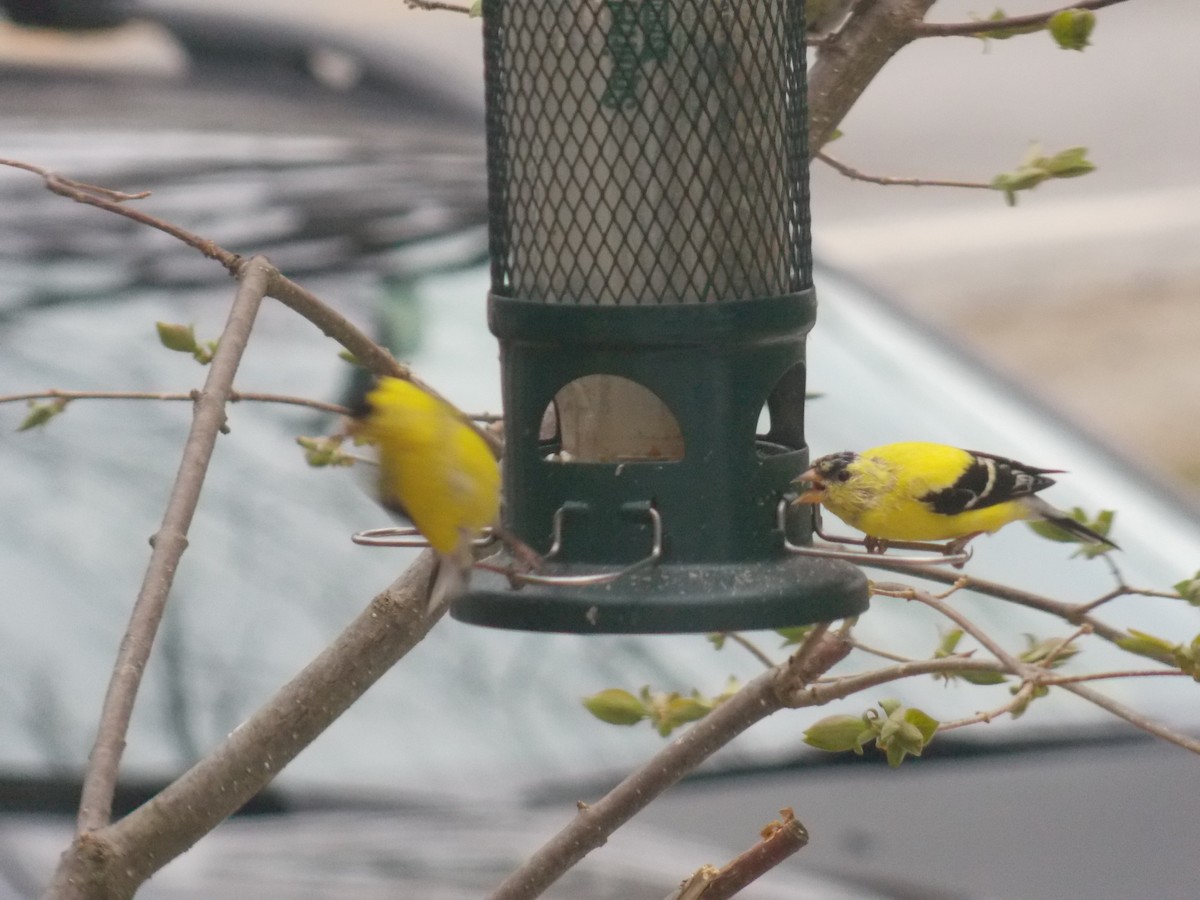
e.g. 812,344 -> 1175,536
0,158 -> 501,457
806,0 -> 937,151
908,590 -> 1200,755
672,808 -> 808,900
1,388 -> 350,417
45,552 -> 444,899
405,0 -> 471,13
914,0 -> 1131,39
75,258 -> 269,834
817,151 -> 993,191
859,559 -> 1131,646
487,630 -> 852,900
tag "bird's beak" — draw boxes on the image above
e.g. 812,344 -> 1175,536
791,467 -> 825,504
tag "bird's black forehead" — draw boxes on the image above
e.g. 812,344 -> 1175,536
811,451 -> 857,474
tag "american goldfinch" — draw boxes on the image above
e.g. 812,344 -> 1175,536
352,377 -> 501,602
793,441 -> 1117,550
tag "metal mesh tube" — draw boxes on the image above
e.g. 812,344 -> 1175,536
485,0 -> 812,305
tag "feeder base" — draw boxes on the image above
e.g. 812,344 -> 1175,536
452,554 -> 869,634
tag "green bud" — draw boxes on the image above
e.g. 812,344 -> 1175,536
469,0 -> 483,17
1020,635 -> 1079,668
1042,146 -> 1096,178
1116,629 -> 1179,666
17,398 -> 68,431
582,688 -> 648,726
877,698 -> 902,716
777,625 -> 814,647
1173,571 -> 1200,607
803,714 -> 872,753
656,694 -> 712,736
156,321 -> 198,353
1048,9 -> 1095,51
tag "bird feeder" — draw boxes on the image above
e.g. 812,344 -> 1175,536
453,0 -> 869,632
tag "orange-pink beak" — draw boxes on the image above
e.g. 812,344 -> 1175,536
791,467 -> 825,504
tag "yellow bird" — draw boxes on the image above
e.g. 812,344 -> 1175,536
793,441 -> 1117,550
352,377 -> 501,597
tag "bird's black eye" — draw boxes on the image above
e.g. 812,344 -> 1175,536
835,470 -> 852,483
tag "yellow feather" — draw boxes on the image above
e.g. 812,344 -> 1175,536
818,442 -> 1032,542
355,377 -> 500,556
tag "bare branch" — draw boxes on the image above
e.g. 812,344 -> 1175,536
0,158 -> 501,457
405,0 -> 472,13
716,632 -> 777,669
488,631 -> 851,900
859,559 -> 1131,646
45,552 -> 444,898
817,151 -> 993,191
74,258 -> 269,834
1058,680 -> 1200,754
806,0 -> 937,151
1,388 -> 350,417
909,590 -> 1200,755
914,0 -> 1130,39
672,808 -> 808,900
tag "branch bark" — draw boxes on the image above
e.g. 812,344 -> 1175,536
806,0 -> 937,151
487,629 -> 852,900
44,552 -> 443,899
75,258 -> 269,833
914,0 -> 1131,39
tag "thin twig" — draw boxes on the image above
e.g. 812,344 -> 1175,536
75,258 -> 269,833
405,0 -> 471,13
717,632 -> 776,669
909,590 -> 1200,754
1058,680 -> 1200,754
1,388 -> 350,417
847,639 -> 917,664
859,560 -> 1131,646
817,151 -> 993,190
0,158 -> 502,456
914,0 -> 1130,38
488,632 -> 852,900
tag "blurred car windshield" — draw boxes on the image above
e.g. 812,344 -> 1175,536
3,8 -> 1199,805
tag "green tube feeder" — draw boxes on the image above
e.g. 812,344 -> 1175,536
453,0 -> 869,632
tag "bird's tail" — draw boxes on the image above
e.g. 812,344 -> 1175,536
427,545 -> 474,614
1025,497 -> 1119,549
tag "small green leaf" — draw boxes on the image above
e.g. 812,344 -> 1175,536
193,339 -> 219,365
468,0 -> 483,17
1041,146 -> 1096,178
1048,8 -> 1095,51
877,698 -> 902,716
655,694 -> 712,736
156,321 -> 198,353
1173,571 -> 1200,607
935,629 -> 964,657
1019,634 -> 1079,668
296,435 -> 354,468
1116,629 -> 1179,666
338,349 -> 364,367
971,8 -> 1044,41
582,688 -> 648,726
1009,683 -> 1049,718
17,398 -> 68,431
903,707 -> 940,744
804,715 -> 872,753
707,633 -> 728,651
777,625 -> 815,647
991,145 -> 1096,206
